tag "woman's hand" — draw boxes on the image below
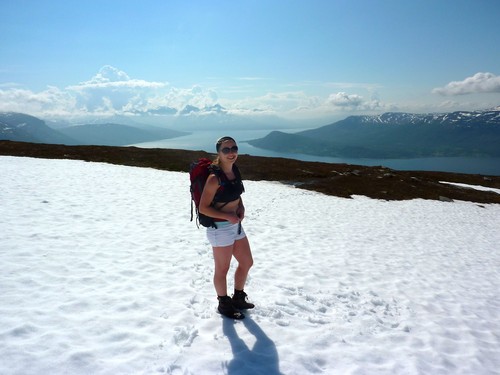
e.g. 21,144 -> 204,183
226,212 -> 241,224
236,203 -> 245,221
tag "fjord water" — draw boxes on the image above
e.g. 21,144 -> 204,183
132,129 -> 500,176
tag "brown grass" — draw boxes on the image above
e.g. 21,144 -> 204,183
1,140 -> 499,204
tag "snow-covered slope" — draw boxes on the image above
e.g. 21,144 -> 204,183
1,156 -> 499,374
359,107 -> 500,126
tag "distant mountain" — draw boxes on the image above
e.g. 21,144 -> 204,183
178,104 -> 228,116
0,112 -> 188,146
248,108 -> 500,158
0,112 -> 78,145
40,103 -> 297,131
59,123 -> 188,146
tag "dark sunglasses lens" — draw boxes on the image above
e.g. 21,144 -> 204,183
221,146 -> 238,154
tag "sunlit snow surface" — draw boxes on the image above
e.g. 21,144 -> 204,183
1,156 -> 499,375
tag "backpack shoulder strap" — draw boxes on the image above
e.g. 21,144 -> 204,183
233,165 -> 242,181
209,164 -> 223,185
233,165 -> 244,192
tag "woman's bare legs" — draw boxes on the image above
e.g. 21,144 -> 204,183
212,236 -> 253,296
233,236 -> 253,291
212,245 -> 233,297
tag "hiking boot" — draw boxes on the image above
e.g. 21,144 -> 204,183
232,290 -> 255,310
218,296 -> 245,320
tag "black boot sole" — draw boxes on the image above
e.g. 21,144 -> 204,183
232,301 -> 255,310
218,307 -> 245,320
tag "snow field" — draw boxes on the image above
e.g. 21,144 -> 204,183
1,156 -> 499,374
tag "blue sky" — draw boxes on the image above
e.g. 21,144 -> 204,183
1,0 -> 500,126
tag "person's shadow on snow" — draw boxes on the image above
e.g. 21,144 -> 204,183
223,316 -> 282,375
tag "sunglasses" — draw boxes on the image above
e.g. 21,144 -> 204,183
220,146 -> 239,154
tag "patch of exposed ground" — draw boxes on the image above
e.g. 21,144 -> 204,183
1,140 -> 499,204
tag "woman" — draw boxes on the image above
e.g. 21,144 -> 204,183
199,136 -> 254,319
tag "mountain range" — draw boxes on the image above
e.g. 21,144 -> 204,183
247,108 -> 500,158
0,112 -> 188,146
3,108 -> 500,158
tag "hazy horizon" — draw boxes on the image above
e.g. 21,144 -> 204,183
1,1 -> 500,125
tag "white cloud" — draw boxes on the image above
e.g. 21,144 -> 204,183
327,92 -> 364,108
162,85 -> 219,111
50,66 -> 221,116
68,65 -> 165,90
64,66 -> 169,114
0,74 -> 219,119
220,91 -> 325,119
0,65 -> 392,121
0,86 -> 77,116
432,72 -> 500,96
88,65 -> 131,83
325,92 -> 390,113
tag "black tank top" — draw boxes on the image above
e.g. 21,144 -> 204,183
211,165 -> 244,203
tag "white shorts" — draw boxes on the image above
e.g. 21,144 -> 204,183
206,222 -> 246,247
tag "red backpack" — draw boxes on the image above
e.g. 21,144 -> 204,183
189,158 -> 243,228
189,158 -> 219,228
